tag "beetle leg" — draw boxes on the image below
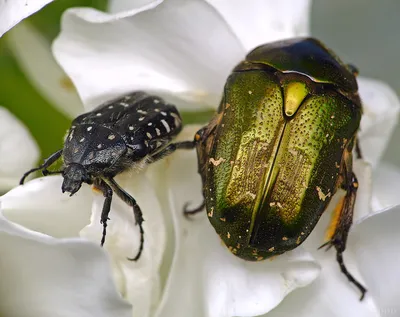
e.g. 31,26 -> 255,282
42,170 -> 63,176
355,139 -> 363,159
107,177 -> 145,261
320,144 -> 367,300
183,200 -> 206,218
95,179 -> 113,247
149,140 -> 196,162
20,149 -> 63,184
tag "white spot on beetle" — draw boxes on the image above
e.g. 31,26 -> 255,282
146,132 -> 152,139
154,99 -> 160,104
108,134 -> 116,140
161,119 -> 170,132
71,125 -> 76,129
137,110 -> 147,115
248,90 -> 253,95
316,186 -> 331,201
161,111 -> 167,116
87,126 -> 92,131
96,113 -> 102,116
79,137 -> 85,143
129,125 -> 134,130
68,130 -> 74,141
170,112 -> 181,125
148,122 -> 152,126
209,157 -> 225,166
155,128 -> 161,136
108,105 -> 114,109
154,108 -> 160,112
97,144 -> 102,149
144,140 -> 149,147
120,102 -> 129,107
139,117 -> 145,121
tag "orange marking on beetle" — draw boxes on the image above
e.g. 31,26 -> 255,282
325,196 -> 345,242
91,185 -> 102,194
225,103 -> 231,109
268,247 -> 275,252
207,207 -> 214,218
256,256 -> 264,261
282,236 -> 288,241
220,217 -> 226,222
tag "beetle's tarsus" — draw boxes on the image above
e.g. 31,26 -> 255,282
336,250 -> 367,301
107,178 -> 145,262
183,200 -> 206,219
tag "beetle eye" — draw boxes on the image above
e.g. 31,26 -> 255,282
128,143 -> 148,158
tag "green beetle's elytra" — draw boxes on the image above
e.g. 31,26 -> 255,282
185,37 -> 367,300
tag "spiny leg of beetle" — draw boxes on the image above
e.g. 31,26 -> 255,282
20,149 -> 63,184
355,139 -> 363,159
107,178 -> 144,261
96,180 -> 113,247
183,199 -> 206,218
320,145 -> 367,300
150,140 -> 196,162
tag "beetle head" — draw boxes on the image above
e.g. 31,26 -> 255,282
62,164 -> 90,196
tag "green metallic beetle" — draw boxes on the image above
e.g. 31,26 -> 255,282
186,37 -> 366,299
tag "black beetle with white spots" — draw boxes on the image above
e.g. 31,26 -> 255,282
20,91 -> 194,261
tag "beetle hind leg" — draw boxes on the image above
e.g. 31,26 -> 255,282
320,145 -> 367,299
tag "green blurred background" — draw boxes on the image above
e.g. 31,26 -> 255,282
0,0 -> 399,163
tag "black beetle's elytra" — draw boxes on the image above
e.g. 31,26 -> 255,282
20,91 -> 195,261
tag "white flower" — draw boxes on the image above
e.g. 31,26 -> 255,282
0,107 -> 39,191
0,0 -> 54,37
1,1 -> 400,317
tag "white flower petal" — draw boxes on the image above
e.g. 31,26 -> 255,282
0,176 -> 92,238
81,172 -> 166,317
0,107 -> 39,191
371,162 -> 400,211
358,77 -> 400,167
350,205 -> 400,316
155,125 -> 320,317
52,1 -> 245,110
6,22 -> 84,118
206,0 -> 312,51
0,0 -> 53,37
108,0 -> 160,14
0,213 -> 132,317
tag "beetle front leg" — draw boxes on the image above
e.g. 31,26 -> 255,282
95,180 -> 113,247
107,178 -> 145,261
320,147 -> 367,300
20,149 -> 63,184
150,140 -> 196,162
